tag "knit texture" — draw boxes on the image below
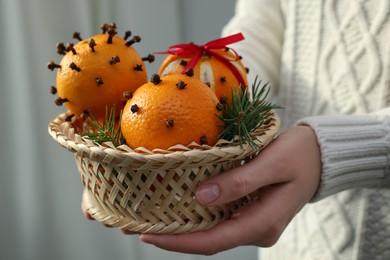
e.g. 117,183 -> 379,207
298,115 -> 390,201
223,0 -> 390,259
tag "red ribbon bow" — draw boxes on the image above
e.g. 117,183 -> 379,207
156,33 -> 247,88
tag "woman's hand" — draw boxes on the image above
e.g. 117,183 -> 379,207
138,125 -> 322,255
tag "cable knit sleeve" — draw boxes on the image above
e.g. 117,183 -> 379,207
297,109 -> 390,201
221,0 -> 284,96
224,0 -> 390,203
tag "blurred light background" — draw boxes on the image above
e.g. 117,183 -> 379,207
0,0 -> 257,259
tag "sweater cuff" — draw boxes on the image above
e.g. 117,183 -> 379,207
296,115 -> 390,201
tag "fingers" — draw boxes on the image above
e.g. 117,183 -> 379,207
140,181 -> 301,255
139,208 -> 256,255
121,229 -> 140,235
195,126 -> 321,207
81,189 -> 140,233
195,137 -> 291,206
81,189 -> 94,220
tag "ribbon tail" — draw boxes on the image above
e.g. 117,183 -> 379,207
182,50 -> 202,74
212,52 -> 247,89
204,33 -> 245,49
154,43 -> 200,55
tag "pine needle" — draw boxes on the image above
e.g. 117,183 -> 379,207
81,106 -> 125,146
217,76 -> 282,148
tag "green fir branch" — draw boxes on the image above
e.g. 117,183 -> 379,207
81,106 -> 125,146
217,76 -> 282,148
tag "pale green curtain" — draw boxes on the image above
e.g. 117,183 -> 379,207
0,0 -> 256,259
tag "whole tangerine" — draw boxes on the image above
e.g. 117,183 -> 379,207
121,72 -> 222,150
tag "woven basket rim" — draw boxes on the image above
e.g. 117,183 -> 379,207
48,111 -> 280,169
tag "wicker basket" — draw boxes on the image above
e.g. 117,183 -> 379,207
48,112 -> 280,234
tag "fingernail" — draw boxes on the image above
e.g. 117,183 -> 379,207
196,183 -> 220,204
121,229 -> 139,235
139,234 -> 152,243
85,212 -> 94,220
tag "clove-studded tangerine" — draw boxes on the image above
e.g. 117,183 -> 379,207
48,23 -> 154,120
121,73 -> 222,150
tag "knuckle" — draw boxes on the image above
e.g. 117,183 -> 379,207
202,248 -> 219,256
201,242 -> 229,256
259,223 -> 283,247
270,157 -> 294,182
230,174 -> 250,197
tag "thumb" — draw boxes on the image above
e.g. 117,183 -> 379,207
195,149 -> 287,206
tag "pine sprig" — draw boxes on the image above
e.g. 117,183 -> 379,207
217,76 -> 281,148
81,106 -> 125,146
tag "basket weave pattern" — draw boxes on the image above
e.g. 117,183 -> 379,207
49,112 -> 280,233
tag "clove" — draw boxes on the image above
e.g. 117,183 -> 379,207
219,96 -> 228,105
142,54 -> 155,63
185,68 -> 194,77
110,56 -> 120,65
73,32 -> 83,41
101,23 -> 110,34
80,110 -> 89,119
69,62 -> 81,72
96,78 -> 104,86
165,119 -> 174,128
131,104 -> 139,113
65,114 -> 74,122
180,60 -> 188,66
66,43 -> 77,55
47,61 -> 61,71
54,97 -> 68,106
220,76 -> 226,83
50,86 -> 57,95
150,74 -> 161,85
176,80 -> 187,89
107,26 -> 117,44
134,64 -> 143,71
89,38 -> 96,52
56,42 -> 66,55
200,136 -> 208,145
123,91 -> 132,100
109,22 -> 117,29
124,30 -> 132,40
125,35 -> 141,46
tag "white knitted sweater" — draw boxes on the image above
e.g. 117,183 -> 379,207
223,0 -> 390,259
